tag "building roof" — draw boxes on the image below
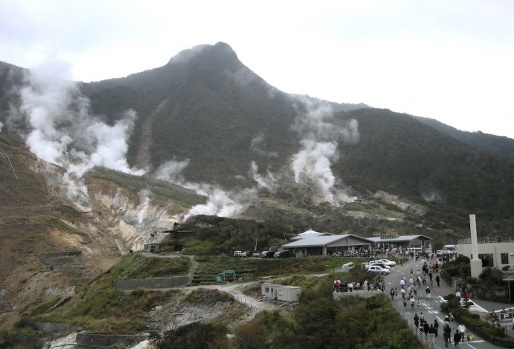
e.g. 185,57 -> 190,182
283,234 -> 374,248
367,235 -> 432,243
291,228 -> 333,240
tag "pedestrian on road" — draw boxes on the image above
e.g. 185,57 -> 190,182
458,324 -> 466,342
426,286 -> 431,299
423,322 -> 430,337
414,313 -> 419,328
443,324 -> 452,347
416,298 -> 421,309
410,296 -> 415,309
429,324 -> 436,341
403,297 -> 407,308
390,288 -> 395,300
436,275 -> 440,287
443,331 -> 450,347
434,319 -> 439,337
454,331 -> 462,348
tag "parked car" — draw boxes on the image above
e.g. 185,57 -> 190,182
367,265 -> 390,275
241,251 -> 253,257
341,262 -> 355,271
233,251 -> 243,257
261,251 -> 275,258
274,250 -> 291,259
377,259 -> 396,267
368,261 -> 391,270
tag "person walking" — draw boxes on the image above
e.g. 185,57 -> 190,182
423,321 -> 430,338
429,324 -> 436,342
454,331 -> 462,348
414,313 -> 419,328
434,319 -> 439,337
443,324 -> 452,347
458,324 -> 466,342
435,274 -> 440,287
443,330 -> 450,347
426,286 -> 431,299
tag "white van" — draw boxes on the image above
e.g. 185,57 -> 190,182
341,262 -> 355,271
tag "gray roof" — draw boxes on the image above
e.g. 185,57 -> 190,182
291,229 -> 333,240
367,235 -> 432,243
283,234 -> 373,248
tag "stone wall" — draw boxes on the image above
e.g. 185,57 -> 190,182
34,322 -> 73,334
116,276 -> 189,290
76,333 -> 148,348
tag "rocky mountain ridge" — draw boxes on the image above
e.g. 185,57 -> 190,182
1,42 -> 514,329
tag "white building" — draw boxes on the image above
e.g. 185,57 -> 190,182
457,237 -> 514,269
261,283 -> 302,302
281,234 -> 374,257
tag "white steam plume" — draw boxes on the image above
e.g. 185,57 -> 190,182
291,101 -> 359,204
154,160 -> 255,219
250,133 -> 278,158
292,140 -> 338,201
185,186 -> 253,219
154,159 -> 190,182
249,161 -> 276,189
137,189 -> 151,225
15,59 -> 144,179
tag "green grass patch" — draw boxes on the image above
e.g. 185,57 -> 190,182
28,253 -> 188,333
192,256 -> 369,283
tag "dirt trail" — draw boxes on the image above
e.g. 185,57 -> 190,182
140,253 -> 288,316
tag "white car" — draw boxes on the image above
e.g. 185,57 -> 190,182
233,251 -> 243,257
368,261 -> 391,270
378,259 -> 397,267
367,265 -> 390,275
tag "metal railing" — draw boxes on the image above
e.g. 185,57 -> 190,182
404,319 -> 442,349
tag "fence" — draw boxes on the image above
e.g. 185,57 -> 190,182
232,294 -> 256,309
404,319 -> 442,349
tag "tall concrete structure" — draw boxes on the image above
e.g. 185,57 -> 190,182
469,214 -> 482,278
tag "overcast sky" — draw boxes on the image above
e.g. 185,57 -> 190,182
1,0 -> 513,139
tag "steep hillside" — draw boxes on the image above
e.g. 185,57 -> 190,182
77,43 -> 514,228
80,43 -> 304,187
0,134 -> 204,324
1,43 -> 513,234
333,108 -> 514,231
415,115 -> 514,159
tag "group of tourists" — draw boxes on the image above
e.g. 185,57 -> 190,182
441,313 -> 472,347
332,279 -> 355,292
395,256 -> 478,347
413,313 -> 439,341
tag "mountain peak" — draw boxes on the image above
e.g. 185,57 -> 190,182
167,42 -> 238,65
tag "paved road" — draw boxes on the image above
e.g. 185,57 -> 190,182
386,258 -> 503,349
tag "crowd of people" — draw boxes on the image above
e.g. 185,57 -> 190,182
395,258 -> 476,347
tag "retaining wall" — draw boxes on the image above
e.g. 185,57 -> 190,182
41,250 -> 81,258
34,322 -> 73,334
116,276 -> 189,290
76,333 -> 148,348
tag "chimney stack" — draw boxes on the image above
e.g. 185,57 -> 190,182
469,214 -> 482,278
